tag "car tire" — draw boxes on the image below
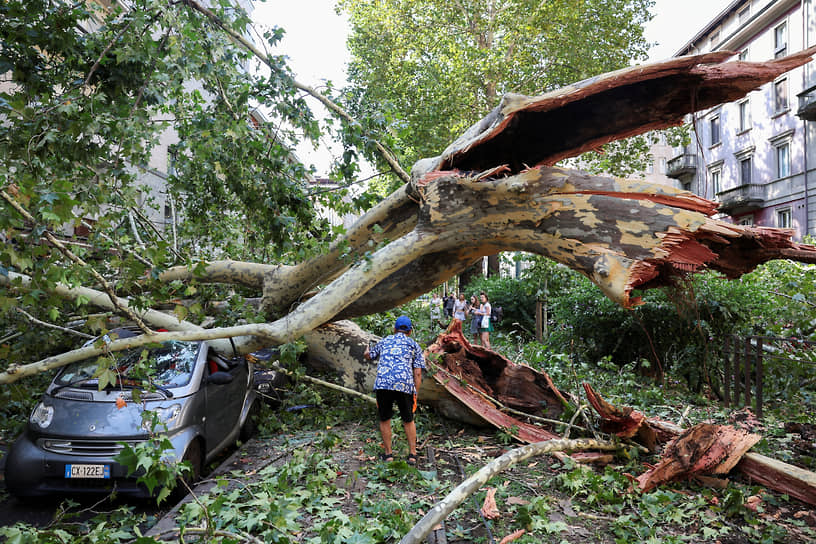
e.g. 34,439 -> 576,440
239,401 -> 260,442
172,439 -> 202,501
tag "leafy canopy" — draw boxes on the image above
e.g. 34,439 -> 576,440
341,0 -> 656,179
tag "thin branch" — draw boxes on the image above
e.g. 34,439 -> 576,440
770,290 -> 816,308
180,0 -> 411,183
1,189 -> 153,335
15,308 -> 94,339
271,363 -> 376,405
399,438 -> 620,544
81,219 -> 153,267
84,18 -> 136,87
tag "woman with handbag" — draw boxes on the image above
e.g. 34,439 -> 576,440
475,291 -> 493,349
467,295 -> 481,343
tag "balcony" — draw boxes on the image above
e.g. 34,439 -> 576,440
797,84 -> 816,121
666,153 -> 697,178
717,184 -> 765,214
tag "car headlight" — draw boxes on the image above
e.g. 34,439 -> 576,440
141,404 -> 182,431
30,402 -> 54,429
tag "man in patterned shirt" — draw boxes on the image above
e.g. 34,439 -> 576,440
364,315 -> 425,465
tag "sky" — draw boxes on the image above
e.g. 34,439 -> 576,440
251,0 -> 735,174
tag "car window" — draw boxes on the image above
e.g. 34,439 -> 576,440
56,341 -> 201,389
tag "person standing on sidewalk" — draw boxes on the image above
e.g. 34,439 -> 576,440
430,292 -> 443,328
364,315 -> 425,466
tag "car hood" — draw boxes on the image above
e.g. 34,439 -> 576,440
31,393 -> 192,440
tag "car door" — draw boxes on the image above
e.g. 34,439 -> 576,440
203,349 -> 248,455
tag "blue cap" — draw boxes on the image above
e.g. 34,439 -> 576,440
395,315 -> 413,332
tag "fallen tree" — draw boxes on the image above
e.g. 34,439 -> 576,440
5,48 -> 816,387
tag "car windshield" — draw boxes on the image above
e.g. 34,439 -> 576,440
55,341 -> 200,389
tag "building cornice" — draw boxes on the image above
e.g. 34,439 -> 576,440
675,0 -> 799,57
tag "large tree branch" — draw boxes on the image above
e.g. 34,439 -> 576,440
160,184 -> 421,317
412,48 -> 816,177
0,227 -> 439,382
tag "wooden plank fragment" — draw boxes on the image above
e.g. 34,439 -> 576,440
739,452 -> 816,506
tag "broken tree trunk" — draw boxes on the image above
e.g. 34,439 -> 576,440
584,385 -> 816,506
160,49 -> 816,321
422,321 -> 568,441
635,423 -> 761,493
584,382 -> 658,452
738,453 -> 816,506
7,51 -> 816,393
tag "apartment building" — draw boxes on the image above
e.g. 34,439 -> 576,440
666,0 -> 816,240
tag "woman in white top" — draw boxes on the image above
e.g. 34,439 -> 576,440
430,292 -> 442,324
453,293 -> 468,322
473,291 -> 493,349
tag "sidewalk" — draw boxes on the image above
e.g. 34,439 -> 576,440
144,437 -> 295,539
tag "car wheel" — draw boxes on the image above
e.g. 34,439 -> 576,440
175,439 -> 202,498
240,401 -> 261,442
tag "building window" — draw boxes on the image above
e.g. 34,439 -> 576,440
777,208 -> 792,229
738,99 -> 750,132
709,31 -> 720,52
739,215 -> 754,227
776,142 -> 791,178
710,115 -> 720,146
682,181 -> 692,192
738,5 -> 751,25
659,157 -> 667,174
774,22 -> 787,58
710,168 -> 722,197
740,157 -> 752,185
774,78 -> 788,113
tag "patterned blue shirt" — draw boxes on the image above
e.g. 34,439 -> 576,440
370,332 -> 425,394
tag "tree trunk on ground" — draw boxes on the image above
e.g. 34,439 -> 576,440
422,321 -> 568,440
584,384 -> 816,506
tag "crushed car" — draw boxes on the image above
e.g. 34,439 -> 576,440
4,328 -> 259,498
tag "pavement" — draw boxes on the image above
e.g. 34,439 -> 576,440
145,437 -> 289,539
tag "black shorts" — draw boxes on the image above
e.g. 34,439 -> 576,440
376,389 -> 415,423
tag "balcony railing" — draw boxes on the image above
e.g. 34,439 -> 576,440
797,84 -> 816,121
666,153 -> 697,178
717,184 -> 765,214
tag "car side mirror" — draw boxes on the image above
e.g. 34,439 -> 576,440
207,371 -> 234,385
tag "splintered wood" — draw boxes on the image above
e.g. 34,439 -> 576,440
421,320 -> 567,443
417,326 -> 816,505
582,385 -> 816,505
635,423 -> 760,493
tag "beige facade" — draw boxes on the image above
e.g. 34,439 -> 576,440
666,0 -> 816,240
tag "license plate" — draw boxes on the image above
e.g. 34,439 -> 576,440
64,464 -> 110,479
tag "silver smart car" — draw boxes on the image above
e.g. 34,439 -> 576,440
4,329 -> 258,498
